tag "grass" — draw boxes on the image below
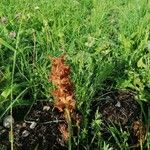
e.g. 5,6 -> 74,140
0,0 -> 150,149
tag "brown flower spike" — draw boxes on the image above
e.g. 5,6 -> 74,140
49,55 -> 76,112
49,55 -> 81,142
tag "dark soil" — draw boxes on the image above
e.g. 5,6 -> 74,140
0,101 -> 68,150
0,90 -> 147,150
90,89 -> 147,149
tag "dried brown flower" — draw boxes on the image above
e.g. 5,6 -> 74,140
49,55 -> 76,112
58,123 -> 69,141
49,55 -> 81,142
131,120 -> 146,148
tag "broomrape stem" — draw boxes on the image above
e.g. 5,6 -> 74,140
65,108 -> 72,150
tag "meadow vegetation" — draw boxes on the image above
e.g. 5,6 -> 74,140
0,0 -> 150,149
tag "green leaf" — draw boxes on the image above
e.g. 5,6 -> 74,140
0,38 -> 16,52
133,77 -> 144,91
1,87 -> 12,99
137,57 -> 146,68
